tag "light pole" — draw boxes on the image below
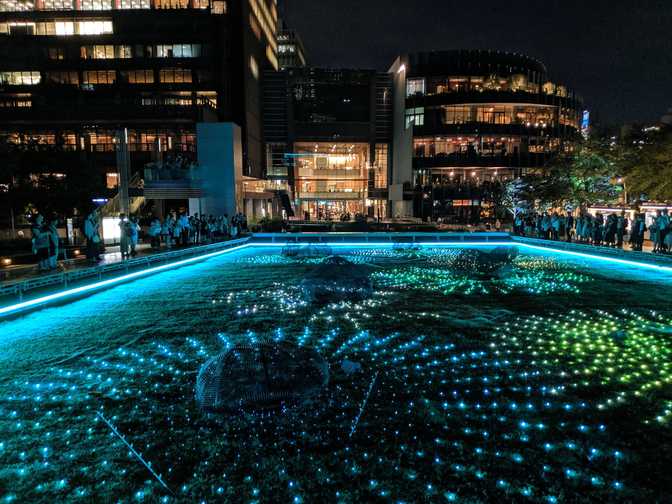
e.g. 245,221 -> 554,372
617,177 -> 628,205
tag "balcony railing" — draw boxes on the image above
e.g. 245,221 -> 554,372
296,191 -> 366,200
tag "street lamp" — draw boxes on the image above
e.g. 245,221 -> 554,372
617,177 -> 628,205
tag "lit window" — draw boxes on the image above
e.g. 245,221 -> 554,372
82,70 -> 116,84
406,78 -> 425,97
55,21 -> 75,35
211,1 -> 226,14
118,0 -> 151,8
80,0 -> 112,10
405,107 -> 424,127
42,0 -> 75,9
0,71 -> 41,85
156,44 -> 201,58
120,69 -> 154,84
159,68 -> 192,83
77,20 -> 113,35
106,172 -> 119,189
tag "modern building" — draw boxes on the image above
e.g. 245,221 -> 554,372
263,67 -> 392,220
390,50 -> 584,220
276,22 -> 305,69
0,0 -> 281,222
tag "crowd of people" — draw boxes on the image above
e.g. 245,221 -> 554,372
29,209 -> 248,268
144,211 -> 248,252
513,209 -> 672,253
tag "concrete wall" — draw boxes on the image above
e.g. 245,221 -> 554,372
197,122 -> 243,218
389,57 -> 414,218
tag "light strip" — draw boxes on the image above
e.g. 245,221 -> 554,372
518,243 -> 672,273
0,244 -> 251,317
258,242 -> 516,248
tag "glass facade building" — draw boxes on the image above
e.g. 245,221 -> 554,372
0,0 -> 279,212
263,67 -> 392,220
392,50 -> 584,220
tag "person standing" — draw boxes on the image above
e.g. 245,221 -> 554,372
650,211 -> 660,253
47,216 -> 60,270
119,213 -> 130,259
616,211 -> 628,249
84,210 -> 101,262
630,214 -> 646,252
658,210 -> 670,253
566,212 -> 574,242
148,217 -> 162,250
31,214 -> 50,272
128,216 -> 139,257
179,212 -> 190,246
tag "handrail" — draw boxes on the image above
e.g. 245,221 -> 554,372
0,238 -> 250,303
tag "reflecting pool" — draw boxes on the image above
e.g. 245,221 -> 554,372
0,245 -> 671,502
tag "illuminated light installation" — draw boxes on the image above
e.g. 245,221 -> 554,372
196,341 -> 329,412
0,243 -> 252,318
1,242 -> 672,501
2,240 -> 672,317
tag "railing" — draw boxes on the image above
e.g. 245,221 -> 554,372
296,191 -> 366,200
251,232 -> 513,244
0,238 -> 249,305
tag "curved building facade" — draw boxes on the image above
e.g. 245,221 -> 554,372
390,50 -> 584,220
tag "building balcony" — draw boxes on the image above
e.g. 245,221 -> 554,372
406,89 -> 582,109
412,121 -> 580,138
0,93 -> 218,124
296,191 -> 366,201
413,152 -> 553,169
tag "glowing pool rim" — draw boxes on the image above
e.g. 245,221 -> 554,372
1,241 -> 671,318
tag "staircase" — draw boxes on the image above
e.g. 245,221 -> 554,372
278,190 -> 295,217
101,174 -> 145,217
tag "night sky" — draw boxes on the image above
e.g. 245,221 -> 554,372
282,0 -> 672,126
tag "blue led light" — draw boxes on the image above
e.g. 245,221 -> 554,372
0,244 -> 252,317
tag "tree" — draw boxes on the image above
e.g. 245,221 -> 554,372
623,132 -> 672,202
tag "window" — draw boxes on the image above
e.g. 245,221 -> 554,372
476,106 -> 511,125
4,22 -> 36,35
405,107 -> 424,127
120,70 -> 154,84
45,71 -> 79,85
47,47 -> 66,60
406,78 -> 425,97
82,70 -> 116,84
0,95 -> 32,108
443,105 -> 471,125
159,68 -> 192,83
77,20 -> 113,35
119,0 -> 151,8
106,172 -> 119,189
211,1 -> 226,14
80,0 -> 112,10
195,69 -> 213,84
156,44 -> 202,58
2,19 -> 112,36
117,45 -> 132,58
55,21 -> 74,35
43,0 -> 75,9
0,71 -> 41,85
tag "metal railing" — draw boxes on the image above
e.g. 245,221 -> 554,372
0,238 -> 250,303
